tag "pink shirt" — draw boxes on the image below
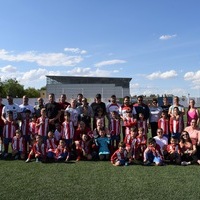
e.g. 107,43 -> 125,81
184,126 -> 200,145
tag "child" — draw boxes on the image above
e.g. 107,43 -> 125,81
26,135 -> 46,163
165,137 -> 181,164
124,126 -> 138,161
36,108 -> 49,142
54,123 -> 62,144
3,111 -> 17,158
46,131 -> 57,160
78,106 -> 91,129
137,113 -> 148,136
12,129 -> 25,160
123,110 -> 137,136
75,134 -> 93,161
158,111 -> 170,138
135,127 -> 147,161
55,139 -> 69,162
62,112 -> 74,150
95,127 -> 111,160
143,138 -> 163,166
29,114 -> 38,138
111,142 -> 129,166
93,108 -> 106,129
21,109 -> 31,155
170,107 -> 183,140
109,111 -> 121,153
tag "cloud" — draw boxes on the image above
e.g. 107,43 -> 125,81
95,59 -> 126,67
130,83 -> 140,89
0,65 -> 17,73
184,70 -> 200,89
64,48 -> 87,54
0,49 -> 84,67
146,70 -> 178,80
159,34 -> 177,40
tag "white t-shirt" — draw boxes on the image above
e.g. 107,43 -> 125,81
2,103 -> 20,120
154,136 -> 168,152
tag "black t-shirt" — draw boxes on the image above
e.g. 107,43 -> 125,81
45,102 -> 61,119
90,102 -> 106,116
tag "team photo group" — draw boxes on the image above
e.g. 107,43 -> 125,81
0,93 -> 199,166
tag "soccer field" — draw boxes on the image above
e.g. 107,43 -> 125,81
1,160 -> 200,200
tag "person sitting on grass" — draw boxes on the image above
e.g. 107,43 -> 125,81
12,129 -> 25,160
165,137 -> 181,165
46,131 -> 57,161
54,139 -> 70,162
25,135 -> 46,163
94,127 -> 111,161
75,134 -> 93,161
111,141 -> 129,166
143,138 -> 163,166
179,131 -> 197,166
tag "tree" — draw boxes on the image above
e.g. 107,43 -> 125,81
24,87 -> 40,98
2,78 -> 24,98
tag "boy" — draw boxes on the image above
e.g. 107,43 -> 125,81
143,138 -> 163,166
111,142 -> 129,166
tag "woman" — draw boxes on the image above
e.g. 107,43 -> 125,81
179,131 -> 197,165
187,99 -> 199,126
148,98 -> 163,137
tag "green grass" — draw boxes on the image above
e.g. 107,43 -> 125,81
1,160 -> 200,200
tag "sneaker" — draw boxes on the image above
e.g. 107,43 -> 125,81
36,158 -> 39,163
181,161 -> 188,166
15,155 -> 19,160
76,156 -> 81,162
25,158 -> 30,163
3,153 -> 8,158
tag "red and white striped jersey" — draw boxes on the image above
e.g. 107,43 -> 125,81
33,142 -> 46,156
167,144 -> 180,154
12,136 -> 25,152
3,121 -> 16,138
124,134 -> 137,148
29,121 -> 38,135
62,121 -> 74,140
46,138 -> 57,151
158,118 -> 169,135
21,118 -> 30,136
109,118 -> 121,136
37,117 -> 49,137
111,149 -> 128,162
137,119 -> 148,135
170,117 -> 183,133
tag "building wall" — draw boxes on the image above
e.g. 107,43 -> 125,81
46,83 -> 130,99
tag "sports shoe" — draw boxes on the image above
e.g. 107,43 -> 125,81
15,155 -> 19,160
25,158 -> 30,163
36,158 -> 39,163
76,156 -> 81,162
181,161 -> 188,166
3,153 -> 8,158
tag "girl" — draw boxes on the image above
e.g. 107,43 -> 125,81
123,110 -> 137,136
137,113 -> 148,136
55,139 -> 69,162
158,111 -> 170,138
93,108 -> 106,129
187,99 -> 199,126
95,127 -> 111,160
46,131 -> 57,160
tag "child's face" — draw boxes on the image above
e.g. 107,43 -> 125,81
48,132 -> 53,138
119,146 -> 124,153
36,136 -> 42,143
157,130 -> 163,138
8,113 -> 13,120
97,110 -> 103,116
99,130 -> 105,137
59,140 -> 65,147
173,108 -> 179,114
64,115 -> 70,121
138,130 -> 143,136
127,112 -> 132,117
96,120 -> 103,127
130,131 -> 137,138
16,133 -> 21,138
32,117 -> 37,122
149,142 -> 156,147
139,114 -> 144,119
171,139 -> 177,145
161,112 -> 167,118
41,110 -> 46,116
82,134 -> 88,141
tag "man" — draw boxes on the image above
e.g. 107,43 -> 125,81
2,94 -> 20,122
133,95 -> 150,120
19,95 -> 35,120
34,97 -> 45,118
45,93 -> 61,131
59,94 -> 70,123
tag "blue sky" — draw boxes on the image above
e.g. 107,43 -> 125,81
0,0 -> 200,97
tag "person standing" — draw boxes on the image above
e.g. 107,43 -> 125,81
45,93 -> 61,132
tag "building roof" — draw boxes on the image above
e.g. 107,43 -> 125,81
46,75 -> 132,88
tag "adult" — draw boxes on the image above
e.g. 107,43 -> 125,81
45,93 -> 61,131
119,96 -> 136,140
34,97 -> 45,118
2,94 -> 20,122
0,97 -> 5,153
106,95 -> 121,120
90,94 -> 106,129
133,95 -> 150,120
149,98 -> 163,137
186,99 -> 199,126
77,97 -> 93,117
59,94 -> 71,123
161,97 -> 171,117
154,128 -> 168,154
19,95 -> 35,120
76,93 -> 83,107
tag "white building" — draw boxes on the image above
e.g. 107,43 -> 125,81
46,75 -> 132,101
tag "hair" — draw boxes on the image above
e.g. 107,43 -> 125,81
148,137 -> 156,144
15,129 -> 22,135
138,127 -> 144,132
7,110 -> 13,115
152,98 -> 158,103
118,141 -> 126,148
130,126 -> 137,133
64,111 -> 71,117
180,131 -> 192,144
111,95 -> 116,98
137,95 -> 143,100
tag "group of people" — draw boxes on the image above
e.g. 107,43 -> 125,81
0,92 -> 199,166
